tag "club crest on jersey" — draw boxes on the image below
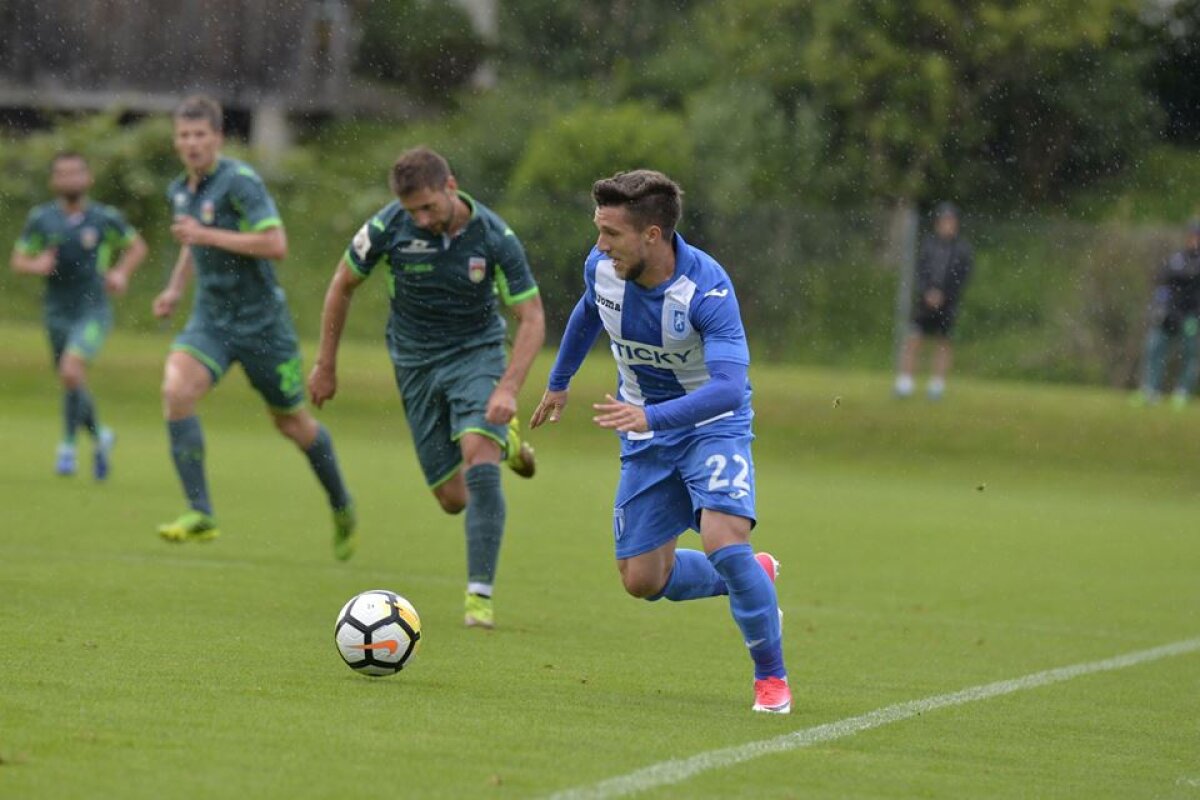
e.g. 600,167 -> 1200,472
468,256 -> 487,284
664,300 -> 691,340
201,200 -> 215,225
79,227 -> 98,250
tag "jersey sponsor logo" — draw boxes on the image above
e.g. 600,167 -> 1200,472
704,288 -> 729,298
201,200 -> 215,225
468,256 -> 486,283
610,339 -> 699,368
79,227 -> 98,250
352,223 -> 372,261
403,263 -> 433,273
596,294 -> 622,312
399,239 -> 438,255
173,192 -> 187,211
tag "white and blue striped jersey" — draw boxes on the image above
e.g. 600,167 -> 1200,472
581,234 -> 752,439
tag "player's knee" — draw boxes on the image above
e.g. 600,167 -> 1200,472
435,495 -> 466,515
620,570 -> 665,599
272,412 -> 314,445
58,363 -> 84,390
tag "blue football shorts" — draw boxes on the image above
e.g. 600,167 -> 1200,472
612,423 -> 757,560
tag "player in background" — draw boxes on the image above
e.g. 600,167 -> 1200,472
308,146 -> 543,629
529,170 -> 791,714
10,152 -> 147,479
1133,220 -> 1200,409
152,94 -> 356,558
894,202 -> 974,400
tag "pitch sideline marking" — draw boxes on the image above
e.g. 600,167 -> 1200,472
546,636 -> 1200,800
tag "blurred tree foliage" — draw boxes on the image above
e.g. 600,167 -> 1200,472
355,0 -> 486,101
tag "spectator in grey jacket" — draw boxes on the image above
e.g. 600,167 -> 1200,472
1134,221 -> 1200,409
895,202 -> 974,400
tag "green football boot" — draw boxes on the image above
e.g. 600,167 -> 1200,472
332,502 -> 357,561
505,416 -> 536,479
464,591 -> 495,629
157,511 -> 220,543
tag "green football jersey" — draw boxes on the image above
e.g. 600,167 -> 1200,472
166,157 -> 287,335
15,201 -> 136,316
345,192 -> 539,367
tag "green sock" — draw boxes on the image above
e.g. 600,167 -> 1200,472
168,416 -> 212,515
303,425 -> 351,510
464,463 -> 505,588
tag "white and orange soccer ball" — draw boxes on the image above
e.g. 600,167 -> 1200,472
334,589 -> 422,676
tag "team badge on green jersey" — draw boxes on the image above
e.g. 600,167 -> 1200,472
468,256 -> 486,283
201,200 -> 215,225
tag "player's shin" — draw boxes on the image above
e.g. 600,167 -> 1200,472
709,543 -> 786,680
168,416 -> 213,515
464,463 -> 505,593
304,424 -> 351,511
650,549 -> 728,601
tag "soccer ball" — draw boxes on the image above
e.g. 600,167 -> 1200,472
334,589 -> 422,676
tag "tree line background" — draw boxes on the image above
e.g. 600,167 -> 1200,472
4,0 -> 1200,385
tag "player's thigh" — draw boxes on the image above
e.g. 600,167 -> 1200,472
234,319 -> 306,414
613,449 -> 695,562
444,344 -> 508,453
63,305 -> 112,366
677,427 -> 758,534
394,361 -> 461,489
169,323 -> 231,391
45,317 -> 70,369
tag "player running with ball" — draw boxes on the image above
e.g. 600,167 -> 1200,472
530,170 -> 790,714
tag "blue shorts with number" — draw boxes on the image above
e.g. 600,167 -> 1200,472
612,419 -> 757,560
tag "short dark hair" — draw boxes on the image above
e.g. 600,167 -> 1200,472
592,170 -> 683,234
50,151 -> 88,171
390,147 -> 452,197
173,94 -> 224,133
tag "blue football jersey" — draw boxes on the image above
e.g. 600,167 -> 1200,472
583,233 -> 752,440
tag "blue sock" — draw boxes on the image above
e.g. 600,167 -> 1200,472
168,416 -> 212,515
651,549 -> 728,601
303,425 -> 351,511
709,543 -> 786,680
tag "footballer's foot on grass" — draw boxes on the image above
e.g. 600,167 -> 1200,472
506,417 -> 536,479
464,592 -> 495,629
332,502 -> 357,561
158,511 -> 220,543
753,676 -> 792,714
55,443 -> 77,477
94,427 -> 115,481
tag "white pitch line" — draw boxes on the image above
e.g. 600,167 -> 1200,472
547,636 -> 1200,800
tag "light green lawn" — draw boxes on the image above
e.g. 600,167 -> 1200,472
0,322 -> 1197,799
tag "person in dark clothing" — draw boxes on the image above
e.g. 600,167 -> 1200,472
895,202 -> 974,400
1134,221 -> 1200,409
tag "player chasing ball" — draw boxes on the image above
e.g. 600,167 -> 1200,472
530,170 -> 791,714
152,95 -> 357,558
308,146 -> 544,629
10,152 -> 148,479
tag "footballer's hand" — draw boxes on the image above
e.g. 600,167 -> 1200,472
307,363 -> 337,409
104,270 -> 130,296
152,287 -> 181,319
30,248 -> 58,276
170,215 -> 209,247
924,288 -> 945,309
592,393 -> 648,433
485,385 -> 518,425
530,389 -> 568,429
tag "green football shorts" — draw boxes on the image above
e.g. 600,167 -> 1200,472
47,303 -> 112,365
391,342 -> 509,487
171,315 -> 306,412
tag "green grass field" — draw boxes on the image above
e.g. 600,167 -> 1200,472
1,320 -> 1198,799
